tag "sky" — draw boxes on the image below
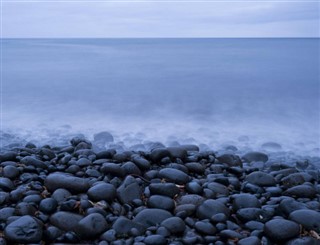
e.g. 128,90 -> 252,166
1,1 -> 319,38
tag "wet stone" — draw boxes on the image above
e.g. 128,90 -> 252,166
4,215 -> 43,243
49,211 -> 83,232
149,183 -> 180,198
242,151 -> 268,163
158,168 -> 190,184
196,199 -> 230,220
2,165 -> 19,179
245,171 -> 276,186
0,178 -> 14,191
264,219 -> 300,242
144,234 -> 167,245
195,221 -> 217,235
77,213 -> 108,238
283,185 -> 316,198
238,236 -> 261,245
160,217 -> 186,234
87,183 -> 116,202
112,216 -> 145,236
133,208 -> 172,228
147,195 -> 175,211
232,194 -> 261,211
117,176 -> 141,204
289,209 -> 320,233
39,198 -> 58,214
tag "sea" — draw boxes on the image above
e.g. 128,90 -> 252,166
1,38 -> 319,156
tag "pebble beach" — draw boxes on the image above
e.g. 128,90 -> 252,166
0,132 -> 319,245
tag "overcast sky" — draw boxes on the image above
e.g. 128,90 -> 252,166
2,1 -> 319,38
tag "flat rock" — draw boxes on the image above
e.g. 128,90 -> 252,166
4,215 -> 42,243
289,210 -> 320,233
45,173 -> 90,194
264,219 -> 300,242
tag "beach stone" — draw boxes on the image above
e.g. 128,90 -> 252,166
281,173 -> 313,188
236,208 -> 263,222
167,147 -> 187,160
0,177 -> 14,191
101,162 -> 125,177
3,165 -> 19,179
158,168 -> 190,184
147,195 -> 175,211
150,148 -> 170,163
242,152 -> 268,163
283,185 -> 316,198
264,219 -> 300,242
76,158 -> 92,166
194,221 -> 217,235
112,216 -> 145,236
117,176 -> 141,204
238,236 -> 261,245
0,207 -> 15,221
196,199 -> 230,219
217,153 -> 242,166
245,171 -> 276,186
50,211 -> 83,232
45,173 -> 90,194
186,181 -> 203,194
261,142 -> 282,151
244,221 -> 264,231
178,194 -> 205,206
20,156 -> 47,169
286,236 -> 320,245
0,151 -> 17,162
122,161 -> 141,175
278,198 -> 306,216
87,183 -> 116,202
94,131 -> 114,143
185,162 -> 205,174
96,150 -> 114,159
207,182 -> 229,196
4,215 -> 42,243
77,213 -> 108,238
232,194 -> 260,211
149,183 -> 180,198
180,144 -> 199,152
39,198 -> 58,214
144,234 -> 167,245
161,217 -> 186,234
289,210 -> 320,232
132,155 -> 151,170
219,229 -> 244,239
51,188 -> 72,203
133,208 -> 172,228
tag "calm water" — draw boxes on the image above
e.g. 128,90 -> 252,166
1,38 -> 320,154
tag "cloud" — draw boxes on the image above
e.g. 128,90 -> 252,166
2,1 -> 319,37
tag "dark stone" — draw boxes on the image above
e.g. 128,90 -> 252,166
245,171 -> 276,186
194,221 -> 216,235
238,236 -> 261,245
51,188 -> 72,203
50,211 -> 83,232
286,236 -> 320,245
20,156 -> 47,169
117,176 -> 141,204
133,208 -> 172,228
76,158 -> 92,166
281,173 -> 314,188
3,165 -> 19,179
278,198 -> 306,216
144,234 -> 167,245
236,208 -> 263,222
167,147 -> 188,160
177,194 -> 205,206
244,221 -> 264,231
149,148 -> 170,163
4,215 -> 42,243
158,168 -> 190,184
147,195 -> 175,211
196,199 -> 230,219
39,198 -> 58,214
219,229 -> 244,239
242,152 -> 268,163
77,213 -> 108,238
87,183 -> 116,202
94,131 -> 114,143
161,217 -> 186,234
122,161 -> 142,176
264,219 -> 300,242
0,207 -> 15,221
283,185 -> 316,198
149,183 -> 180,198
112,216 -> 145,236
207,182 -> 229,196
45,173 -> 90,194
0,178 -> 14,191
289,210 -> 320,233
185,162 -> 205,174
0,151 -> 17,162
217,154 -> 242,167
132,155 -> 151,170
186,181 -> 203,194
101,163 -> 125,177
232,194 -> 260,211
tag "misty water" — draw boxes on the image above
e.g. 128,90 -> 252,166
1,38 -> 319,156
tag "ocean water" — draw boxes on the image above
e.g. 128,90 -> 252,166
1,38 -> 319,155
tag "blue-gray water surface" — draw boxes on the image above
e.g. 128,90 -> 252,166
1,38 -> 319,156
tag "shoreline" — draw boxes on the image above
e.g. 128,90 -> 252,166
0,136 -> 319,244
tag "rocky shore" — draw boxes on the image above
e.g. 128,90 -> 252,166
0,135 -> 319,245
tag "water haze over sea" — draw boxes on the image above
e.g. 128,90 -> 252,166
2,38 -> 319,155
